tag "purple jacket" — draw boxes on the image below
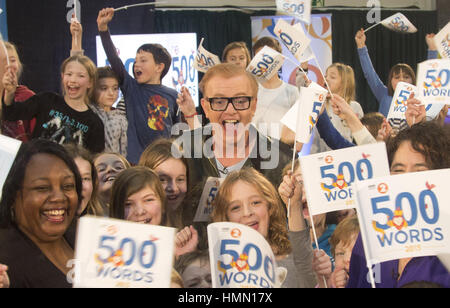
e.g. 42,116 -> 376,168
347,234 -> 450,288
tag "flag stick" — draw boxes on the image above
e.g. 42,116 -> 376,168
364,22 -> 381,33
312,55 -> 333,97
115,1 -> 168,12
309,214 -> 328,288
74,0 -> 78,21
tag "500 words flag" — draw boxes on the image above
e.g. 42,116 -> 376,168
274,18 -> 311,63
300,143 -> 390,216
355,169 -> 450,265
73,216 -> 175,288
193,38 -> 221,73
434,21 -> 450,59
0,135 -> 21,200
280,82 -> 328,144
208,222 -> 283,288
246,45 -> 285,82
416,59 -> 450,105
380,13 -> 417,33
387,82 -> 444,131
194,177 -> 224,223
276,0 -> 312,25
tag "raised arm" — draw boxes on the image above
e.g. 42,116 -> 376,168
70,16 -> 84,56
316,110 -> 355,150
97,8 -> 126,84
2,65 -> 18,106
355,29 -> 388,104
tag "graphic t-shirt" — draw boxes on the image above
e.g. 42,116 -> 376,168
2,92 -> 105,153
99,30 -> 179,164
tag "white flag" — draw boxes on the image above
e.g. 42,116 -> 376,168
193,177 -> 224,223
416,59 -> 450,106
276,0 -> 312,25
355,169 -> 450,265
280,82 -> 328,144
73,216 -> 175,288
208,222 -> 280,288
387,82 -> 445,131
0,135 -> 21,199
246,45 -> 285,82
380,13 -> 417,33
274,19 -> 311,63
434,22 -> 450,59
300,143 -> 390,216
193,39 -> 221,73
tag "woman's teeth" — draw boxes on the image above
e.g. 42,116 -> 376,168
43,209 -> 67,222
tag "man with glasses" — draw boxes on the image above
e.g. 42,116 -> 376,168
176,63 -> 293,191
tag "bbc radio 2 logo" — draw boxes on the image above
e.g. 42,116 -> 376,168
422,62 -> 450,97
216,227 -> 276,288
319,153 -> 373,202
389,16 -> 410,32
371,181 -> 444,250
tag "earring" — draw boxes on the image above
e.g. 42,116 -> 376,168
10,207 -> 15,221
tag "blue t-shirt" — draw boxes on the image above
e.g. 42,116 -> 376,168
99,30 -> 179,164
121,73 -> 179,164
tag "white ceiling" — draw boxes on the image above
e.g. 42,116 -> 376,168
155,0 -> 436,10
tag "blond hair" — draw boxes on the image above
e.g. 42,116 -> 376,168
327,63 -> 356,103
60,55 -> 98,105
211,167 -> 291,256
199,63 -> 258,98
222,41 -> 251,66
329,216 -> 360,257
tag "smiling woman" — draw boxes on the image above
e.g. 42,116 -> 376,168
0,139 -> 82,288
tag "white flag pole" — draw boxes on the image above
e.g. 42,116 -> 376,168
364,22 -> 381,33
309,213 -> 328,288
355,203 -> 377,288
115,1 -> 168,12
311,54 -> 333,98
74,0 -> 78,21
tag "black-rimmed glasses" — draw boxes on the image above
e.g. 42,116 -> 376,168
207,96 -> 252,111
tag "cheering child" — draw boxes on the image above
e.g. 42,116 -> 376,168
97,8 -> 180,164
251,37 -> 300,145
212,167 -> 317,288
109,166 -> 199,258
93,152 -> 130,216
138,138 -> 188,230
354,29 -> 437,118
2,54 -> 105,153
311,63 -> 364,153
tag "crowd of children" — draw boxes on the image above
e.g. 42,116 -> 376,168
0,7 -> 449,289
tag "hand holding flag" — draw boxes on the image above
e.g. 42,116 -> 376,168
193,38 -> 221,73
364,13 -> 417,34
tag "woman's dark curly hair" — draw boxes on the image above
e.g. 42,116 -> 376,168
0,139 -> 82,228
386,122 -> 450,170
